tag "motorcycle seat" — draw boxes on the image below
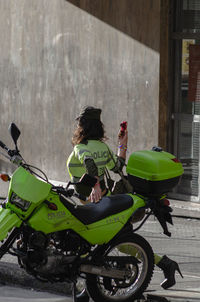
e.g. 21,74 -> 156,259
60,194 -> 133,225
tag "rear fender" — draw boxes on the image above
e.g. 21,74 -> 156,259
0,207 -> 22,241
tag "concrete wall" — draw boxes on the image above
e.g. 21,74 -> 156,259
0,0 -> 160,193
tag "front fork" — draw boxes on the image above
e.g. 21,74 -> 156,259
0,227 -> 21,259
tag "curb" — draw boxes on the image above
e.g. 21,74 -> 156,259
0,262 -> 72,296
0,262 -> 200,302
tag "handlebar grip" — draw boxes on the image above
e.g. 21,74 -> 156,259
0,141 -> 8,150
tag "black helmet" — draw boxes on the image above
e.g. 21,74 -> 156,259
76,106 -> 102,121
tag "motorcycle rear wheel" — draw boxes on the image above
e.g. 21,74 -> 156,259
86,233 -> 154,302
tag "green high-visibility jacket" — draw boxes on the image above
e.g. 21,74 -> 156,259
67,140 -> 117,182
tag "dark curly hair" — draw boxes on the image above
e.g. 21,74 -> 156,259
72,117 -> 107,145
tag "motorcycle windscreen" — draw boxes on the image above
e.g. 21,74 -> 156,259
9,167 -> 52,204
0,208 -> 22,241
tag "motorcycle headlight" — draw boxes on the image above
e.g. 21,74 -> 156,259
10,193 -> 31,211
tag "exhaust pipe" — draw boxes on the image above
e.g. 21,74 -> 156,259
80,264 -> 130,279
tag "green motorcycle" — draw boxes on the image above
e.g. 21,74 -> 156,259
0,123 -> 183,302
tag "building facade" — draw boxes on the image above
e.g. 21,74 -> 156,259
0,1 -> 200,201
160,0 -> 200,201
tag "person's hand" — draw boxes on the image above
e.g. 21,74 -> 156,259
90,182 -> 102,203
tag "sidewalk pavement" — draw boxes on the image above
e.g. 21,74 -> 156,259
0,198 -> 199,302
170,198 -> 200,220
146,198 -> 200,302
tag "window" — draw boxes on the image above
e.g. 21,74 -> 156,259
170,0 -> 200,200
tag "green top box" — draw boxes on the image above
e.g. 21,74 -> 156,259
126,150 -> 184,181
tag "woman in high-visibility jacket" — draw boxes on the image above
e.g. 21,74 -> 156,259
67,106 -> 128,202
67,106 -> 182,290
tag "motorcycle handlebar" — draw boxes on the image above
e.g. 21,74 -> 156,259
0,140 -> 8,151
0,140 -> 22,165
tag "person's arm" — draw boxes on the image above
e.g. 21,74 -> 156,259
90,176 -> 102,203
106,129 -> 128,173
74,145 -> 102,203
117,129 -> 128,160
84,157 -> 102,203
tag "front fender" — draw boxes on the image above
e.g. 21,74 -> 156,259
0,207 -> 22,241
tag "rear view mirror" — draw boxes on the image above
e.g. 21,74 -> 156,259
79,174 -> 97,187
8,123 -> 21,147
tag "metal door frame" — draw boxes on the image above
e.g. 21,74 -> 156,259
169,0 -> 200,202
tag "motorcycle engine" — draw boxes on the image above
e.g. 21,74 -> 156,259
17,230 -> 90,281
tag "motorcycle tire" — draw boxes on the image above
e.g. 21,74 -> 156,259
86,233 -> 154,302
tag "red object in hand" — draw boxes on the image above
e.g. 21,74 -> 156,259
119,121 -> 127,137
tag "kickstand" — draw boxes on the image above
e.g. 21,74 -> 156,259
72,282 -> 78,302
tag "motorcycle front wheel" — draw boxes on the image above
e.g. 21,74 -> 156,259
86,233 -> 154,302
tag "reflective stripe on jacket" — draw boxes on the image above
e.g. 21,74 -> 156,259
67,140 -> 117,180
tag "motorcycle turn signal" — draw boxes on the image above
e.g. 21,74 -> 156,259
0,174 -> 10,182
